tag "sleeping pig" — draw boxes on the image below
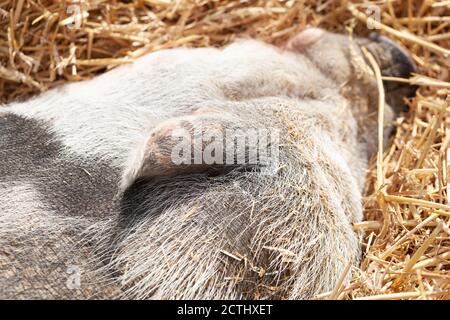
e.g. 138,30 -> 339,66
0,28 -> 415,299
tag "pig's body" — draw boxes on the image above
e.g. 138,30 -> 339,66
0,30 -> 412,299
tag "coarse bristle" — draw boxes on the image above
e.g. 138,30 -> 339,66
0,0 -> 448,300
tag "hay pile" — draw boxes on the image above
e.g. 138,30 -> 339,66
0,0 -> 448,299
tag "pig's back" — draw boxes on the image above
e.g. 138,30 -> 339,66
7,40 -> 334,170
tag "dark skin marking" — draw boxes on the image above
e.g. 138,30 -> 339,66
0,113 -> 120,218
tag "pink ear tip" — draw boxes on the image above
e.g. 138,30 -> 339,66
293,27 -> 324,47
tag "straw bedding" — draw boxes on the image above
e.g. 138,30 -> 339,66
0,0 -> 448,299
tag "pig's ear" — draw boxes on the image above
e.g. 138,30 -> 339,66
119,109 -> 241,192
286,28 -> 324,51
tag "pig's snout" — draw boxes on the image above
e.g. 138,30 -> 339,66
363,33 -> 417,112
366,33 -> 416,79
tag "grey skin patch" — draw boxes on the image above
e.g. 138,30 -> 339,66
0,113 -> 124,298
0,113 -> 120,218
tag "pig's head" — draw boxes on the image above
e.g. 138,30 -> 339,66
287,27 -> 416,153
288,28 -> 416,112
